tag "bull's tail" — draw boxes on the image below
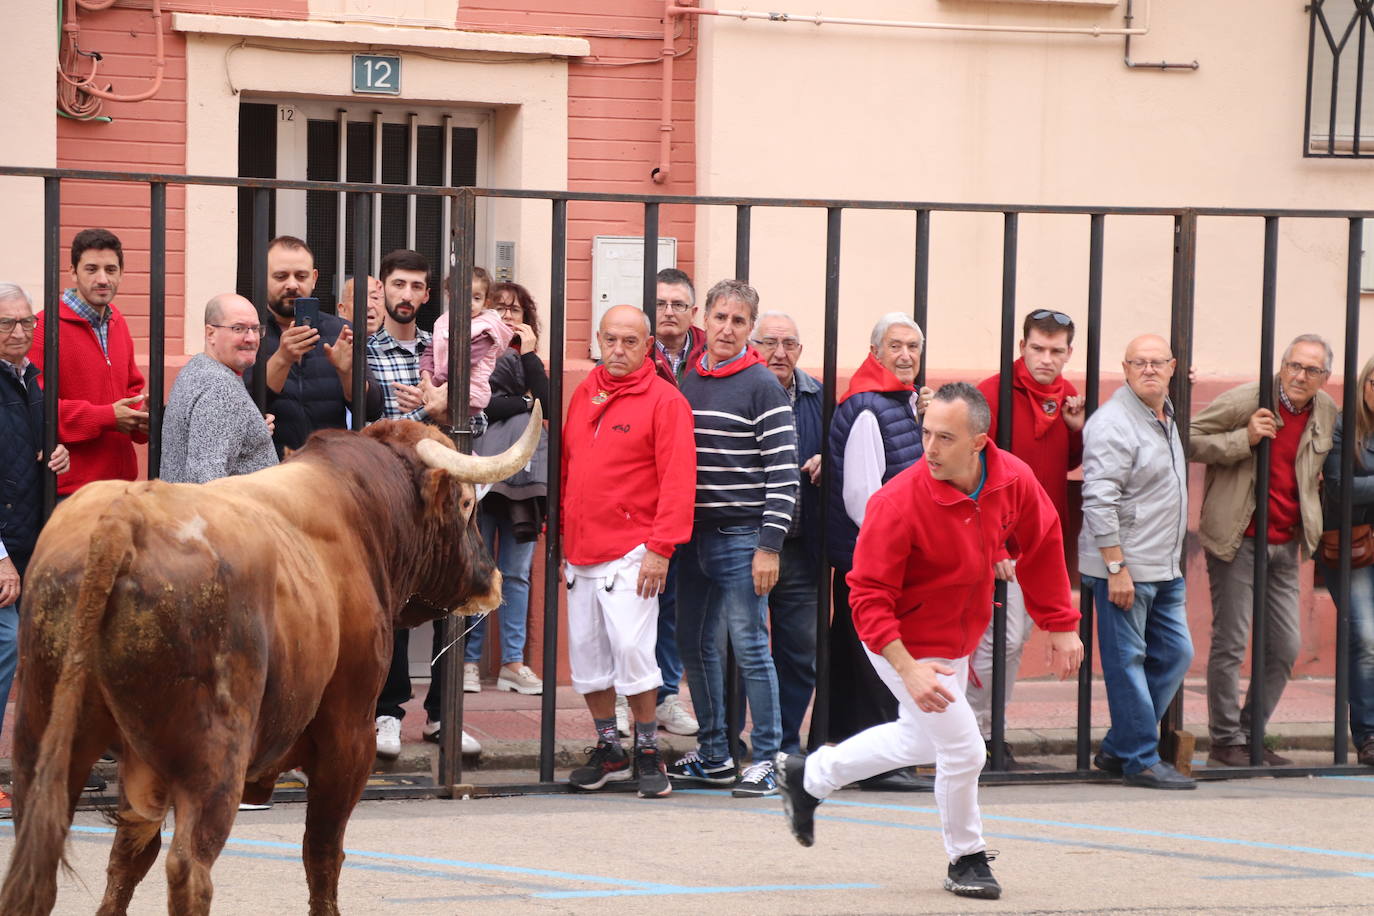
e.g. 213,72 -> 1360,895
0,506 -> 136,915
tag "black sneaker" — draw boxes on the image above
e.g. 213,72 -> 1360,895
731,760 -> 778,797
569,742 -> 630,791
775,752 -> 821,847
667,749 -> 737,786
635,746 -> 671,799
984,740 -> 1031,772
944,850 -> 1001,900
1092,750 -> 1125,775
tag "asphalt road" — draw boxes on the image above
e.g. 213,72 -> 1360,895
6,771 -> 1374,914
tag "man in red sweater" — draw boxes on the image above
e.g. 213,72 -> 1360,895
967,309 -> 1084,767
561,304 -> 697,798
777,382 -> 1083,901
31,229 -> 148,497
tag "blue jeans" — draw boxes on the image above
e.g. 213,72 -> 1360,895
655,555 -> 683,703
769,538 -> 818,754
0,603 -> 16,738
1087,575 -> 1192,774
1320,561 -> 1374,745
677,524 -> 782,763
467,509 -> 536,665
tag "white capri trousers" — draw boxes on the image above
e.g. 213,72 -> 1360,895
565,543 -> 664,698
803,649 -> 986,863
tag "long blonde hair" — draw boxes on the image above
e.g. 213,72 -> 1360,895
1357,354 -> 1374,457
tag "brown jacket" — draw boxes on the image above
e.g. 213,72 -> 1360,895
1187,377 -> 1335,562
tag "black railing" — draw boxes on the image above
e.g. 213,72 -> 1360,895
5,164 -> 1373,799
1306,0 -> 1374,158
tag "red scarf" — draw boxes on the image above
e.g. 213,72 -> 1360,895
838,353 -> 914,405
1014,358 -> 1070,440
585,358 -> 656,423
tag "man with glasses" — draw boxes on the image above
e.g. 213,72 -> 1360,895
1190,333 -> 1336,768
966,308 -> 1085,768
161,294 -> 277,484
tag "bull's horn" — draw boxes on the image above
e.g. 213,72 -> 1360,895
414,402 -> 543,484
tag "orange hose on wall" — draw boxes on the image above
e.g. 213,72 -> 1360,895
58,0 -> 166,120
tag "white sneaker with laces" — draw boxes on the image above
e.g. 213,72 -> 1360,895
463,662 -> 481,693
421,720 -> 481,755
655,694 -> 699,735
375,715 -> 402,759
462,730 -> 482,755
496,664 -> 543,695
615,695 -> 630,737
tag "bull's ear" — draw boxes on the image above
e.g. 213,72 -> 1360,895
419,467 -> 456,529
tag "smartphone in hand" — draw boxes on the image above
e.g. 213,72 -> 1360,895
293,297 -> 322,331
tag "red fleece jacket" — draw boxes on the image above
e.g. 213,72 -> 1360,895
847,442 -> 1080,660
561,359 -> 697,564
30,302 -> 146,495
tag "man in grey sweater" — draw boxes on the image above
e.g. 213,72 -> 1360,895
161,294 -> 277,484
1079,334 -> 1194,790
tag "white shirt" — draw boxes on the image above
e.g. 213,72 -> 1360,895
841,392 -> 920,526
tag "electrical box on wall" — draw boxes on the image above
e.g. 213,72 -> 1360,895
494,240 -> 516,282
591,235 -> 677,358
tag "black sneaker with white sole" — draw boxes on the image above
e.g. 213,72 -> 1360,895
634,746 -> 672,798
569,742 -> 630,791
731,759 -> 778,797
775,752 -> 821,847
944,850 -> 1001,900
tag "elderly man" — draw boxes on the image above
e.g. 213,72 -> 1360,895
1190,333 -> 1337,767
1080,335 -> 1194,789
562,305 -> 697,798
30,229 -> 147,497
670,279 -> 800,797
0,283 -> 70,815
778,383 -> 1084,901
751,310 -> 823,755
825,312 -> 933,790
160,294 -> 277,484
337,275 -> 383,337
244,235 -> 382,456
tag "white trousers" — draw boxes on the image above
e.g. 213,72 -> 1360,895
804,651 -> 986,863
565,544 -> 664,697
966,579 -> 1033,739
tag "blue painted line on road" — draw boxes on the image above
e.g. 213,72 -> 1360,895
1320,774 -> 1374,783
533,882 -> 878,899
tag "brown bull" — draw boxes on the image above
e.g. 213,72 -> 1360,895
0,408 -> 541,915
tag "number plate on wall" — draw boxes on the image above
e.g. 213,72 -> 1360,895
353,54 -> 401,95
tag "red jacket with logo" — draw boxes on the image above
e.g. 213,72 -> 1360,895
561,359 -> 697,565
847,442 -> 1080,661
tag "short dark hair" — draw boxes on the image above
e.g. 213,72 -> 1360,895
933,382 -> 992,436
70,228 -> 124,269
267,235 -> 313,261
488,281 -> 540,340
704,278 -> 760,323
379,249 -> 430,284
657,268 -> 694,304
1022,309 -> 1076,346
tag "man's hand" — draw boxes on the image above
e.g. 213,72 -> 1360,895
112,395 -> 148,434
264,413 -> 276,436
324,326 -> 354,376
994,558 -> 1017,582
636,549 -> 670,599
47,443 -> 70,475
1063,395 -> 1086,432
273,324 -> 319,367
1047,630 -> 1085,680
916,386 -> 935,415
752,548 -> 779,596
421,379 -> 448,423
0,555 -> 19,607
1247,407 -> 1278,446
801,454 -> 822,486
393,382 -> 425,413
1108,567 -> 1135,611
900,659 -> 958,713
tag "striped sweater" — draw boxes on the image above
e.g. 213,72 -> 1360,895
680,348 -> 800,552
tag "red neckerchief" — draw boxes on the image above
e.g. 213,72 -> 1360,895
1014,358 -> 1070,440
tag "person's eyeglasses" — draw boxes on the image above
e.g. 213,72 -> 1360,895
209,323 -> 265,336
750,337 -> 801,352
0,316 -> 37,334
656,299 -> 691,313
1125,358 -> 1172,371
1029,309 -> 1074,327
1283,361 -> 1328,379
494,304 -> 522,316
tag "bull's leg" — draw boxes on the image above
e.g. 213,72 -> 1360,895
301,726 -> 373,916
95,815 -> 161,916
163,783 -> 239,916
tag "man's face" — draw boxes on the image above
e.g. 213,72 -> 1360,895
1280,341 -> 1330,409
1122,337 -> 1175,403
704,297 -> 753,364
599,308 -> 651,378
873,324 -> 923,386
0,296 -> 36,366
655,281 -> 696,343
922,398 -> 987,484
471,280 -> 488,317
383,269 -> 429,325
205,297 -> 263,374
752,315 -> 802,389
339,277 -> 383,335
1020,328 -> 1073,385
70,248 -> 121,309
266,245 -> 317,319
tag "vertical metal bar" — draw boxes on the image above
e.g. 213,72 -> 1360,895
372,110 -> 383,270
147,182 -> 167,479
1249,215 -> 1279,768
989,212 -> 1017,772
407,112 -> 418,250
735,204 -> 751,282
1355,13 -> 1366,157
1329,46 -> 1342,157
1335,217 -> 1362,764
643,202 -> 660,334
251,188 -> 271,412
41,177 -> 61,520
913,209 -> 930,391
336,109 -> 348,305
1076,212 -> 1104,771
350,193 -> 369,430
539,198 -> 567,783
1304,4 -> 1318,156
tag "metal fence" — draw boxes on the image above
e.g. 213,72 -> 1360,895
3,164 -> 1371,799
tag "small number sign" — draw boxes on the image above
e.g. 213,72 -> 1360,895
353,54 -> 400,95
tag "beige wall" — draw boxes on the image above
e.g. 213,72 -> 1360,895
695,0 -> 1374,378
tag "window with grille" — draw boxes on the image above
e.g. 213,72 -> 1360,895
1305,1 -> 1374,157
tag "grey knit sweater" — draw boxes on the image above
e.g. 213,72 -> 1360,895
161,353 -> 278,483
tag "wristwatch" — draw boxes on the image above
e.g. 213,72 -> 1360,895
1107,560 -> 1126,575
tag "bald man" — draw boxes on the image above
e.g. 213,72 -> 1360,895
1079,334 -> 1194,789
160,293 -> 278,483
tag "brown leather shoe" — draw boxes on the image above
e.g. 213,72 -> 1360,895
1207,744 -> 1252,767
1261,747 -> 1292,766
1357,738 -> 1374,767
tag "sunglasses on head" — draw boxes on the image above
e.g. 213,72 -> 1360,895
1029,309 -> 1073,326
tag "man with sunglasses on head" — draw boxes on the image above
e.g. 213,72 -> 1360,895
161,294 -> 277,484
966,308 -> 1086,769
1190,334 -> 1336,768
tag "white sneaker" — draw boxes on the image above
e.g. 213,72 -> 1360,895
656,694 -> 699,736
462,730 -> 482,755
463,662 -> 481,693
615,695 -> 630,738
422,720 -> 481,755
375,715 -> 402,759
496,664 -> 543,695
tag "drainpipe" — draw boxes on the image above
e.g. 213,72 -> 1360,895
652,1 -> 678,184
1123,0 -> 1197,71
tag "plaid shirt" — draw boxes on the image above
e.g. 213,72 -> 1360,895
366,327 -> 431,421
62,288 -> 111,357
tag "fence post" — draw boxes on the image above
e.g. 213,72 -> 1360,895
147,182 -> 167,479
539,198 -> 568,783
913,209 -> 930,391
736,205 -> 751,282
989,211 -> 1018,772
643,202 -> 660,333
1076,212 -> 1105,771
1334,217 -> 1363,763
41,177 -> 61,520
250,188 -> 271,412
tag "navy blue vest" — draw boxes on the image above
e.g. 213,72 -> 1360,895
826,390 -> 923,570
